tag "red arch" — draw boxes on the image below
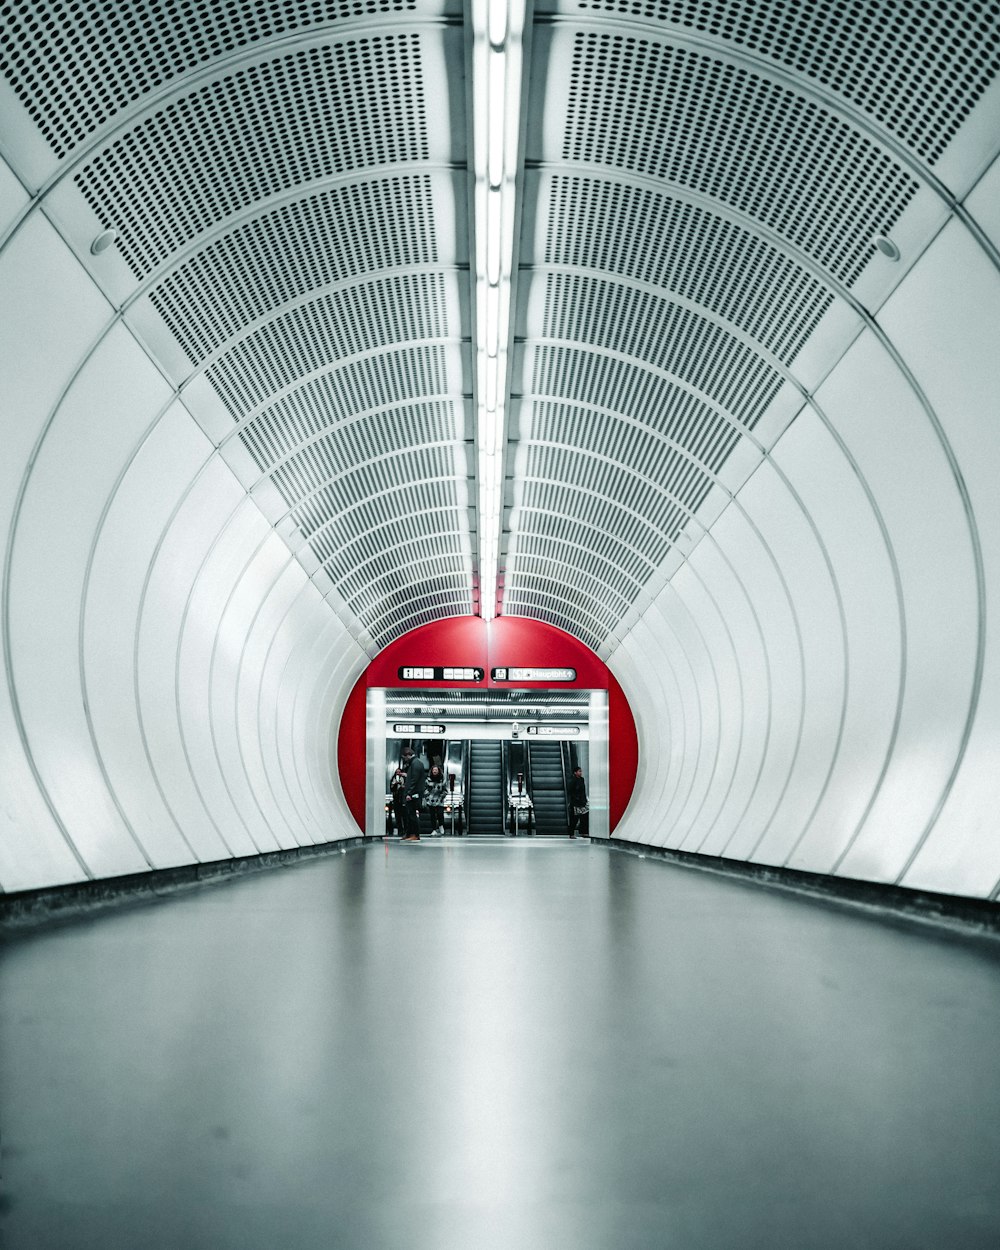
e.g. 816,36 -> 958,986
337,617 -> 638,832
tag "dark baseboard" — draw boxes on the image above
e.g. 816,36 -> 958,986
0,836 -> 375,932
606,838 -> 1000,938
7,835 -> 998,940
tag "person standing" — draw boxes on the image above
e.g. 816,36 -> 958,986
400,745 -> 426,841
569,766 -> 589,838
424,763 -> 448,836
389,766 -> 407,836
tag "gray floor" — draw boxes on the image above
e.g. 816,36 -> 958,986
2,839 -> 999,1250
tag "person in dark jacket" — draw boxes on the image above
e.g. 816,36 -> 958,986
569,766 -> 589,838
401,745 -> 426,841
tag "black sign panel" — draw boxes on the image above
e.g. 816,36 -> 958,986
398,666 -> 484,682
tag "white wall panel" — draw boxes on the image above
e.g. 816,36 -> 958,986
0,208 -> 358,890
640,598 -> 702,843
267,591 -> 339,843
9,322 -> 173,879
707,489 -> 802,863
202,507 -> 291,852
614,596 -> 693,848
611,212 -> 999,900
612,614 -> 684,847
878,222 -> 1000,896
236,556 -> 312,849
289,606 -> 357,840
253,576 -> 323,845
222,533 -> 314,852
669,562 -> 744,852
604,635 -> 651,836
655,567 -> 724,850
300,619 -> 368,837
605,641 -> 656,837
274,594 -> 325,833
768,408 -> 901,876
84,400 -> 227,868
738,458 -> 846,867
0,216 -> 113,889
680,538 -> 767,859
812,331 -> 978,885
236,546 -> 361,850
137,460 -> 260,860
176,494 -> 281,855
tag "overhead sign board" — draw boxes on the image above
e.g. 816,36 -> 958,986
526,725 -> 581,737
398,666 -> 484,682
491,667 -> 576,682
392,723 -> 446,735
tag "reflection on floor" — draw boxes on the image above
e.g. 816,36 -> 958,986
2,839 -> 999,1249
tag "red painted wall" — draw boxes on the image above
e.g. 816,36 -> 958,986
487,617 -> 609,689
363,616 -> 489,688
337,617 -> 638,832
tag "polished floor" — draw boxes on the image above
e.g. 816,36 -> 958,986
1,838 -> 999,1249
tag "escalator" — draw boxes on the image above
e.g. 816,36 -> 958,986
442,740 -> 467,833
528,741 -> 569,837
467,739 -> 504,835
386,739 -> 467,835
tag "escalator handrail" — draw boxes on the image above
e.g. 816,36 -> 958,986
559,741 -> 571,833
467,740 -> 474,827
501,739 -> 514,832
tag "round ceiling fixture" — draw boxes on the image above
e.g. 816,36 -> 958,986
873,234 -> 901,261
90,228 -> 119,255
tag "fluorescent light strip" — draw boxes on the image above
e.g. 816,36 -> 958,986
472,0 -> 523,623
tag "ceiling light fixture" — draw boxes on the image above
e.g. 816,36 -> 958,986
472,0 -> 525,622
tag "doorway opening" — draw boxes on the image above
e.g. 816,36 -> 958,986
376,688 -> 600,839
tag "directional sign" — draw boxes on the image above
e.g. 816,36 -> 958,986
491,667 -> 576,682
398,666 -> 484,682
526,725 -> 580,737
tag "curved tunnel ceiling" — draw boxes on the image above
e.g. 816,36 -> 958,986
2,0 -> 995,652
2,2 -> 1000,898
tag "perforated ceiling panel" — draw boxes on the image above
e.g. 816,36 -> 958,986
2,7 -> 475,651
0,0 -> 418,159
2,0 -> 998,655
74,36 -> 430,281
541,176 -> 833,362
568,0 -> 1000,165
560,33 -> 919,286
499,0 -> 1000,650
149,175 -> 440,364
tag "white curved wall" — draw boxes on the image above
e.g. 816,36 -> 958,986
3,158 -> 1000,902
0,191 -> 368,892
612,153 -> 1000,901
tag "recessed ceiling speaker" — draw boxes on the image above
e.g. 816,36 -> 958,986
873,234 -> 901,261
90,228 -> 119,255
